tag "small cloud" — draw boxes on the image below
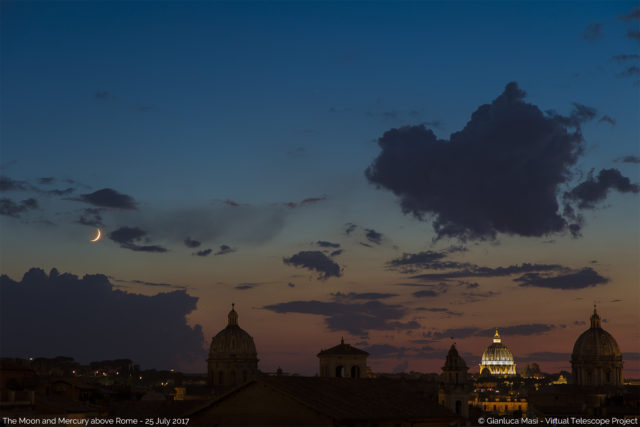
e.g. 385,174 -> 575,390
95,91 -> 109,99
364,228 -> 383,245
331,292 -> 398,300
412,289 -> 439,298
0,176 -> 29,192
224,199 -> 241,207
514,267 -> 608,290
76,208 -> 103,227
330,249 -> 343,257
582,23 -> 603,42
359,242 -> 373,248
415,307 -> 462,316
234,283 -> 259,291
344,223 -> 357,235
615,155 -> 640,164
287,282 -> 296,288
626,30 -> 640,42
618,65 -> 640,77
0,198 -> 38,218
184,237 -> 201,248
598,115 -> 616,126
316,240 -> 341,248
215,245 -> 235,256
109,226 -> 167,253
38,177 -> 55,185
73,188 -> 137,209
283,251 -> 342,280
612,54 -> 640,63
194,248 -> 212,257
619,6 -> 640,22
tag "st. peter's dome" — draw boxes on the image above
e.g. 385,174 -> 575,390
479,329 -> 516,376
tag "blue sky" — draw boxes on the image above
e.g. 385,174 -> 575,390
1,1 -> 639,375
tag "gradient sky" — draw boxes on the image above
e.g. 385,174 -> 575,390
1,1 -> 639,377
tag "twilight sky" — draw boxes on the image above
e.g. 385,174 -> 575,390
1,1 -> 639,377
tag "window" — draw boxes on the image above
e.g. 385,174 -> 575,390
336,366 -> 344,377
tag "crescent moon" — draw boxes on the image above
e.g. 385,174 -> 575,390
91,228 -> 102,242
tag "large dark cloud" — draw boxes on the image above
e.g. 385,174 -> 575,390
0,268 -> 205,370
365,82 -> 599,241
0,198 -> 38,218
514,267 -> 608,290
109,226 -> 167,253
565,168 -> 639,209
263,300 -> 419,335
282,251 -> 342,280
74,188 -> 137,209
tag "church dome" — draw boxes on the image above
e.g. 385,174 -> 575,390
479,329 -> 516,375
209,304 -> 257,359
572,307 -> 621,362
571,306 -> 623,387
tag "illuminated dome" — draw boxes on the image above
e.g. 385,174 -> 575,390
207,304 -> 258,388
479,329 -> 516,376
571,306 -> 623,387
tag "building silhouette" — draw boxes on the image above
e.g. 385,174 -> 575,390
438,344 -> 471,418
207,304 -> 258,390
317,338 -> 368,378
571,305 -> 623,387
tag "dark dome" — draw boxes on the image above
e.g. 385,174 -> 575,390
209,306 -> 257,359
572,308 -> 621,362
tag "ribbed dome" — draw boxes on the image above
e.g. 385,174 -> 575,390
572,307 -> 621,362
209,305 -> 257,359
481,330 -> 514,365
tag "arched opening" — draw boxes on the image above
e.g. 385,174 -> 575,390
335,366 -> 344,377
350,365 -> 360,378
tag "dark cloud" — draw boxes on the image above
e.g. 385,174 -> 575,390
626,30 -> 640,42
234,283 -> 259,291
582,23 -> 603,41
514,267 -> 608,290
598,115 -> 616,126
0,176 -> 29,191
415,307 -> 462,316
359,242 -> 373,248
619,6 -> 640,22
74,188 -> 137,210
287,282 -> 296,288
618,65 -> 640,77
95,91 -> 109,99
0,268 -> 204,370
612,54 -> 640,63
623,352 -> 640,360
364,228 -> 383,245
565,168 -> 639,209
361,344 -> 408,359
109,277 -> 186,291
331,292 -> 398,300
38,177 -> 55,185
460,290 -> 499,303
194,248 -> 212,257
365,82 -> 593,241
386,250 -> 463,273
109,226 -> 167,253
410,262 -> 566,281
184,237 -> 201,248
0,198 -> 38,218
263,300 -> 419,335
316,240 -> 341,248
616,155 -> 640,164
283,251 -> 342,280
412,289 -> 439,298
224,199 -> 240,207
215,245 -> 235,256
344,223 -> 357,235
330,249 -> 343,257
283,195 -> 328,209
426,323 -> 556,340
76,208 -> 103,227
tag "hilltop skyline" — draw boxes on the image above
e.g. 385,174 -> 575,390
1,1 -> 639,376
